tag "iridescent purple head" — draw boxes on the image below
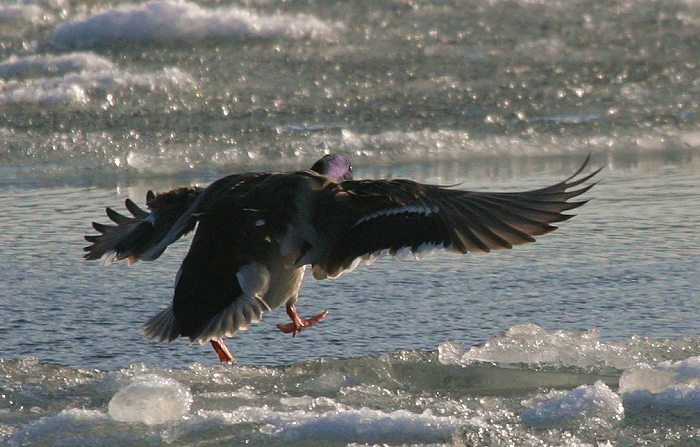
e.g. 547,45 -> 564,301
310,154 -> 353,182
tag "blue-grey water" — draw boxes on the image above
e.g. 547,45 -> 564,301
1,0 -> 700,445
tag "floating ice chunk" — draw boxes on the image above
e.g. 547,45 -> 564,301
620,357 -> 700,394
438,323 -> 641,369
301,371 -> 357,394
199,406 -> 461,444
51,0 -> 339,49
108,374 -> 192,425
278,408 -> 461,444
521,381 -> 624,426
280,395 -> 315,407
8,409 -> 159,446
437,340 -> 465,364
620,356 -> 700,413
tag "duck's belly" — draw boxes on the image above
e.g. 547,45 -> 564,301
262,263 -> 306,310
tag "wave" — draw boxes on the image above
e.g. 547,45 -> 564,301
50,0 -> 340,49
0,52 -> 193,105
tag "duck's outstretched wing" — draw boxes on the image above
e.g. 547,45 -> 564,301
83,172 -> 268,264
83,187 -> 202,264
305,158 -> 601,279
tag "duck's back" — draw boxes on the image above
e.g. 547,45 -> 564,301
164,170 -> 331,343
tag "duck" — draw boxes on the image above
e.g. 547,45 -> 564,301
84,154 -> 600,363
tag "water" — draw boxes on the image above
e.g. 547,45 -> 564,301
1,0 -> 699,445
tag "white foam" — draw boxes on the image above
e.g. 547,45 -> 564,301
0,0 -> 67,31
0,64 -> 193,105
108,374 -> 192,425
521,381 -> 624,426
0,4 -> 43,25
620,356 -> 700,413
0,53 -> 115,78
51,0 -> 339,49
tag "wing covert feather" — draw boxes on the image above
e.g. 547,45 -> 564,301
308,159 -> 600,279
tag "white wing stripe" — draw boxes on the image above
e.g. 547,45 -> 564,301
353,204 -> 440,227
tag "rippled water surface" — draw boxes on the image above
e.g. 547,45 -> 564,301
1,0 -> 700,445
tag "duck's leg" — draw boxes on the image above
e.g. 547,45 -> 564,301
276,304 -> 328,337
210,339 -> 235,364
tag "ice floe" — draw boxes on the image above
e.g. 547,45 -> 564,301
197,406 -> 462,444
521,381 -> 624,426
620,356 -> 700,413
108,374 -> 192,425
438,323 -> 640,370
436,323 -> 696,371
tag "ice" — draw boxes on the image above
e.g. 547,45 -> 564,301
277,407 -> 461,444
521,381 -> 624,426
438,323 -> 627,367
439,323 -> 651,370
620,356 -> 700,413
7,408 -> 158,446
200,406 -> 461,444
51,0 -> 339,49
300,371 -> 357,393
108,374 -> 192,425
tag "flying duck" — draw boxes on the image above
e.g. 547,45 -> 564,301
84,154 -> 599,363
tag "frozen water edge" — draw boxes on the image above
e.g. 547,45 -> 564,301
3,326 -> 700,446
438,323 -> 693,371
521,381 -> 624,427
621,357 -> 700,414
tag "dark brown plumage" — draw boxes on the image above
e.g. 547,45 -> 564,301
84,155 -> 599,363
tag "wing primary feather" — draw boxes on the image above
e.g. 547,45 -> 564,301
435,199 -> 491,252
91,222 -> 111,233
460,195 -> 557,234
454,199 -> 538,243
449,201 -> 514,249
125,198 -> 149,219
106,207 -> 131,224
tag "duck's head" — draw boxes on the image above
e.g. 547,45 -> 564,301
310,154 -> 353,182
